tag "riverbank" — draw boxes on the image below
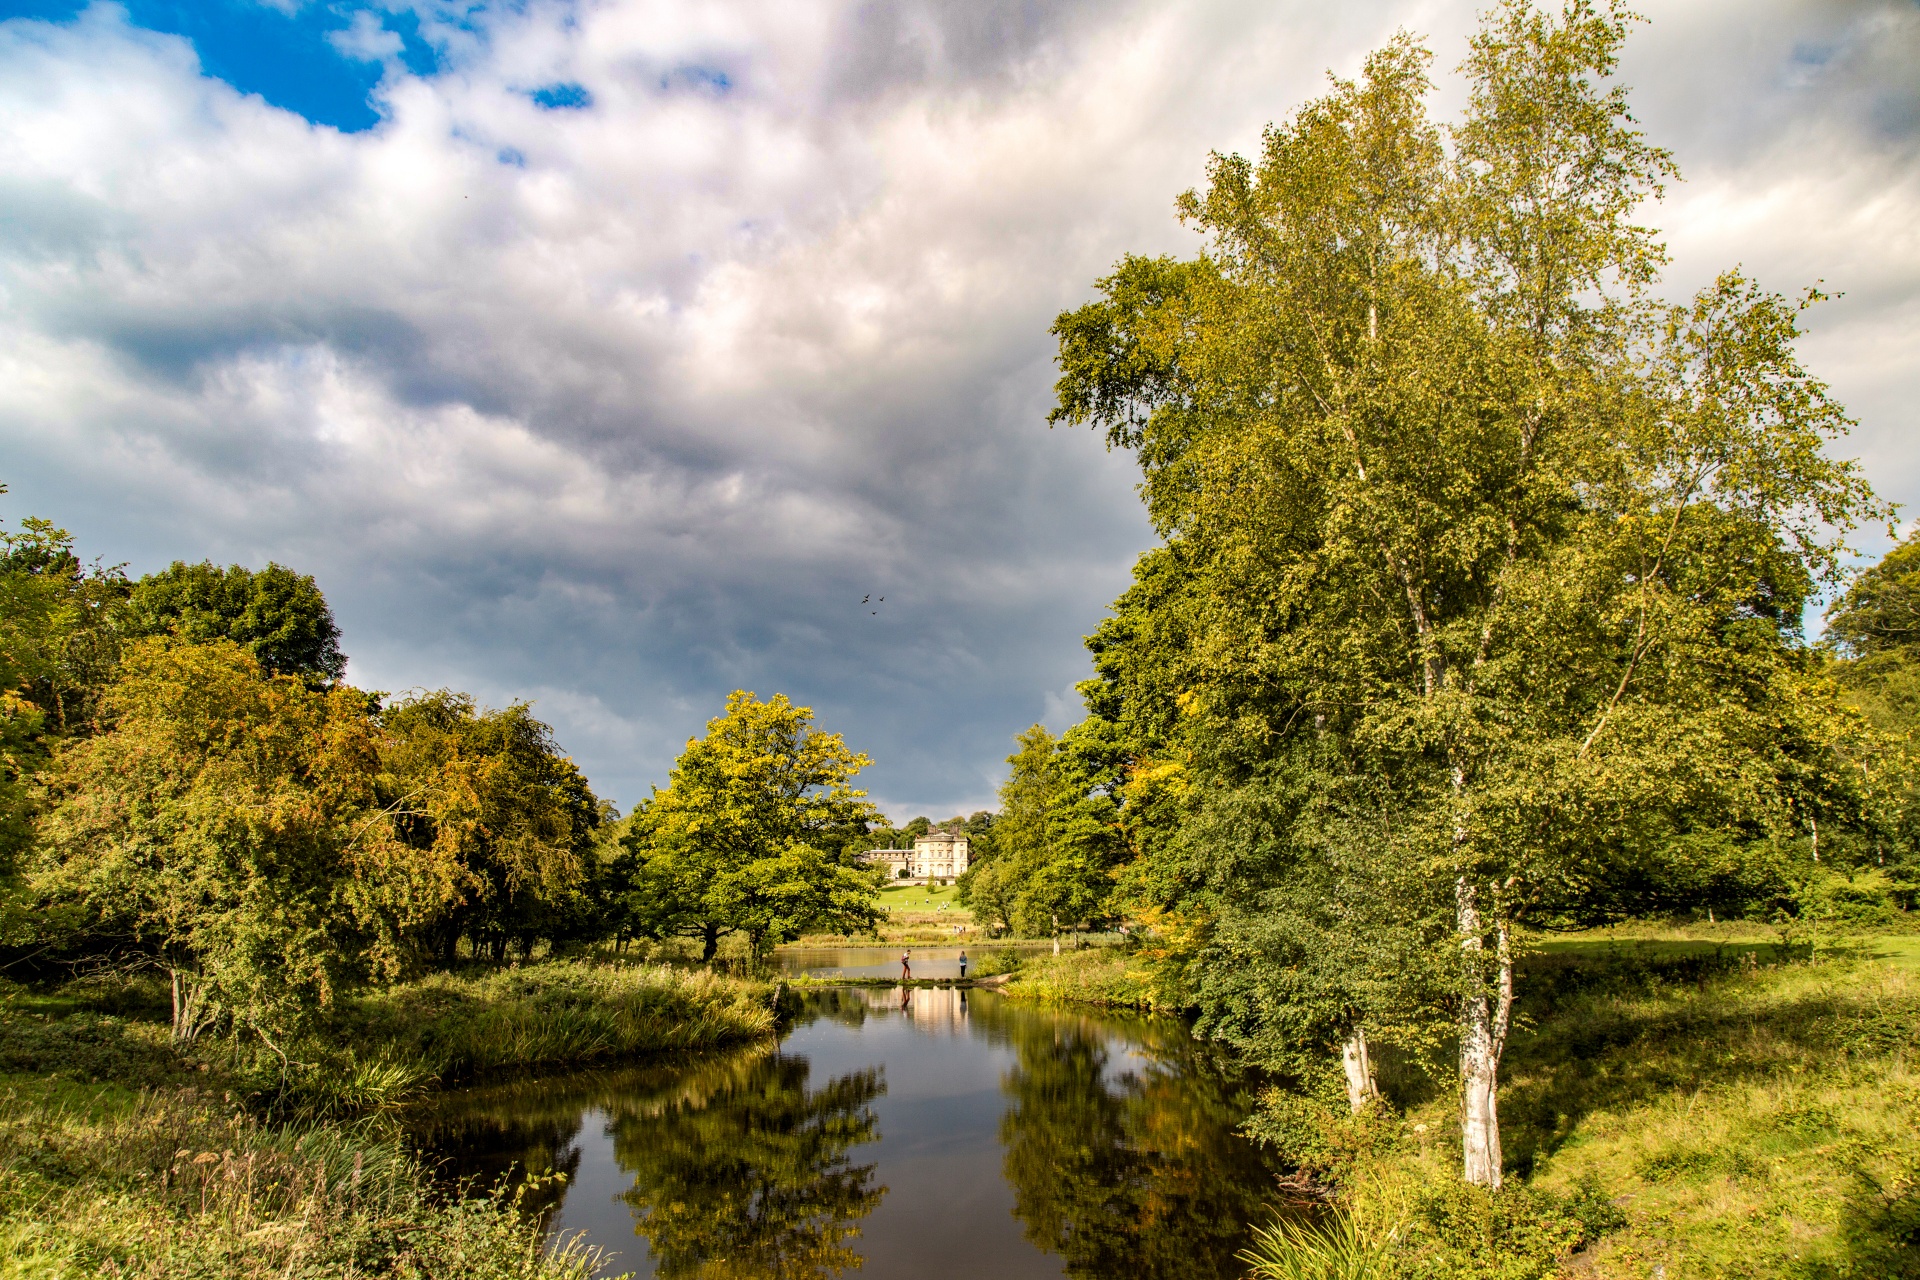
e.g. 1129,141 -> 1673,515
988,929 -> 1920,1276
0,959 -> 781,1276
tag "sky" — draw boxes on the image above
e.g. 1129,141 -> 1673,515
0,0 -> 1915,819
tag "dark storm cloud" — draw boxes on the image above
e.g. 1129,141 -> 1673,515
0,0 -> 1915,814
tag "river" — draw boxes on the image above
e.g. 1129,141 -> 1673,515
411,981 -> 1288,1279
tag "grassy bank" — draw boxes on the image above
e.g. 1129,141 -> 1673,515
0,959 -> 782,1277
1245,938 -> 1920,1279
992,931 -> 1919,1276
999,944 -> 1164,1008
330,962 -> 778,1095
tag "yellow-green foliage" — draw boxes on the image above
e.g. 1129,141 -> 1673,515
338,960 -> 779,1085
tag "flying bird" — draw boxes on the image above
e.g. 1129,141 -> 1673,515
862,595 -> 869,604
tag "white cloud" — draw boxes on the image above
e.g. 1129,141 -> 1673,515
0,0 -> 1915,811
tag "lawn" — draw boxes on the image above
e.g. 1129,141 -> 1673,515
877,882 -> 967,913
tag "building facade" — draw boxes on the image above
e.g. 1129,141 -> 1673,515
864,829 -> 972,884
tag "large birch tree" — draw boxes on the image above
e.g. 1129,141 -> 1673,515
1049,0 -> 1886,1185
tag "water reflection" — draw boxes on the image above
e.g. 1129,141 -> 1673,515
609,1053 -> 884,1280
413,990 -> 1285,1279
984,1001 -> 1281,1279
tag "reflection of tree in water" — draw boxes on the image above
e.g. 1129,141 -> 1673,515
985,1000 -> 1286,1280
608,1051 -> 886,1280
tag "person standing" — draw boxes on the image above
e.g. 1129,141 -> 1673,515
958,950 -> 968,979
901,950 -> 912,982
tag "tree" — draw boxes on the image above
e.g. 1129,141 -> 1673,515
129,560 -> 346,685
967,725 -> 1129,945
1049,0 -> 1887,1184
380,690 -> 603,965
0,504 -> 131,740
32,639 -> 460,1045
1825,532 -> 1920,907
620,692 -> 883,961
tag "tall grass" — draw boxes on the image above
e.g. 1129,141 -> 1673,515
1001,946 -> 1164,1009
0,1083 -> 609,1278
329,960 -> 779,1086
1241,1209 -> 1398,1280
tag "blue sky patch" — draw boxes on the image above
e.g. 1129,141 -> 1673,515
0,0 -> 444,132
529,81 -> 592,110
667,64 -> 731,95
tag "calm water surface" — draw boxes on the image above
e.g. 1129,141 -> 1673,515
412,986 -> 1286,1280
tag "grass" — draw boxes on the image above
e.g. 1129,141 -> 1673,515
1236,933 -> 1920,1280
0,959 -> 785,1278
876,882 -> 967,912
0,979 -> 619,1277
1504,946 -> 1920,1278
1000,944 -> 1165,1009
332,961 -> 779,1090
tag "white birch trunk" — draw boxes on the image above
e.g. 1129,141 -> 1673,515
1341,1025 -> 1377,1114
1456,878 -> 1512,1188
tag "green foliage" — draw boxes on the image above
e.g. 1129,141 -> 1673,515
1826,531 -> 1920,659
1045,0 -> 1891,1180
128,560 -> 346,686
380,690 -> 604,965
31,639 -> 461,1044
0,507 -> 130,741
963,724 -> 1129,938
617,691 -> 883,960
1826,530 -> 1920,910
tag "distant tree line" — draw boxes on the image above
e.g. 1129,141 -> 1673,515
0,496 -> 888,1047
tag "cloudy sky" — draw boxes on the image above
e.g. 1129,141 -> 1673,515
0,0 -> 1915,818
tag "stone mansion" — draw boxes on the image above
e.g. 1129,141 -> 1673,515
863,828 -> 971,884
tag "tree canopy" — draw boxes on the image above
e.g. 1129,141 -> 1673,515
1047,0 -> 1889,1184
617,692 -> 883,960
32,639 -> 459,1043
129,560 -> 347,686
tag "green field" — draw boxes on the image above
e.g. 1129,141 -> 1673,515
878,882 -> 966,912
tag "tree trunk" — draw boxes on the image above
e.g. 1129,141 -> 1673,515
1052,915 -> 1060,957
1456,878 -> 1513,1188
169,966 -> 213,1046
1341,1024 -> 1377,1114
701,923 -> 720,964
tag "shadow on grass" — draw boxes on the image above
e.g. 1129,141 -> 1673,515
1496,945 -> 1917,1180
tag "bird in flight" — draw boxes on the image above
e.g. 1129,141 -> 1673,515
862,595 -> 870,604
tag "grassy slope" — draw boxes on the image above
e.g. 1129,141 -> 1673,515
0,960 -> 780,1278
1500,945 -> 1919,1278
1009,933 -> 1920,1278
